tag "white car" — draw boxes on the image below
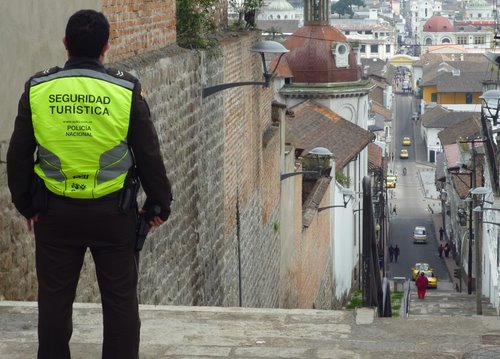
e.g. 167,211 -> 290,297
413,226 -> 427,243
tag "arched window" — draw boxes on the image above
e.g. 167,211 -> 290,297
441,37 -> 451,44
425,37 -> 433,45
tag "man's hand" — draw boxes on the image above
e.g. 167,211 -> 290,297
148,216 -> 164,228
27,213 -> 40,231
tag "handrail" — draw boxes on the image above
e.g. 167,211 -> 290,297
402,279 -> 411,318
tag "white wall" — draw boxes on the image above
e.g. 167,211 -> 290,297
0,1 -> 101,144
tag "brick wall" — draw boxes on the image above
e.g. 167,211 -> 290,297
0,0 -> 289,309
103,0 -> 177,63
297,184 -> 334,309
0,30 -> 285,308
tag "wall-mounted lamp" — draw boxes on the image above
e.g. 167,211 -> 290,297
317,187 -> 355,212
479,90 -> 500,126
470,187 -> 489,197
202,41 -> 289,98
280,171 -> 319,181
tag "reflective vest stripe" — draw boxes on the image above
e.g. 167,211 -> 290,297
37,145 -> 65,182
97,144 -> 134,184
30,68 -> 134,90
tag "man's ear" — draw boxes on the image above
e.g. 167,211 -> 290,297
62,37 -> 68,50
100,42 -> 110,59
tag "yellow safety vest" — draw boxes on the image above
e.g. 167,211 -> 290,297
30,68 -> 134,198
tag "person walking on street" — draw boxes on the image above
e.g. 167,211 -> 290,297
388,245 -> 394,263
439,227 -> 444,241
444,243 -> 451,258
392,205 -> 397,216
7,10 -> 173,359
415,272 -> 429,299
394,245 -> 400,262
438,244 -> 444,258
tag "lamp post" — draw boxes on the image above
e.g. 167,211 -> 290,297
448,164 -> 475,294
202,41 -> 289,98
471,186 -> 490,315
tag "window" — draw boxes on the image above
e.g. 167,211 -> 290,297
466,92 -> 473,104
474,35 -> 485,44
386,44 -> 390,53
360,44 -> 366,53
457,35 -> 467,45
370,44 -> 379,53
431,93 -> 437,102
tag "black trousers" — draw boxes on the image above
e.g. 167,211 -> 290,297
34,194 -> 140,359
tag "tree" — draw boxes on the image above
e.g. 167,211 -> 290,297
331,0 -> 366,19
229,0 -> 264,29
265,26 -> 285,41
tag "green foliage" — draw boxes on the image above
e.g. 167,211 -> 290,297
346,290 -> 362,309
176,0 -> 217,48
229,0 -> 264,29
391,291 -> 404,317
265,27 -> 285,41
331,0 -> 366,18
335,171 -> 351,187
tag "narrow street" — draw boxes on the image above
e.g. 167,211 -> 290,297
385,93 -> 496,314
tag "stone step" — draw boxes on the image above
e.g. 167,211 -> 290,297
409,290 -> 498,316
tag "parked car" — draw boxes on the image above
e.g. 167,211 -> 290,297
400,149 -> 409,159
402,136 -> 411,146
386,175 -> 397,188
411,262 -> 432,280
413,226 -> 427,243
419,270 -> 438,288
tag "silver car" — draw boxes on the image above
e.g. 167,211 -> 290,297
413,226 -> 427,243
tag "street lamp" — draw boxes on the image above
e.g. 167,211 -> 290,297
470,186 -> 490,315
448,165 -> 474,294
317,187 -> 355,211
479,90 -> 500,126
202,41 -> 289,98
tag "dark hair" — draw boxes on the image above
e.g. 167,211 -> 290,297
65,9 -> 109,58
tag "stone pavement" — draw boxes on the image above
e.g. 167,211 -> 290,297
3,140 -> 500,359
1,300 -> 500,359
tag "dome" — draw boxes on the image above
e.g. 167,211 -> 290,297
280,25 -> 359,83
423,15 -> 453,32
265,0 -> 294,11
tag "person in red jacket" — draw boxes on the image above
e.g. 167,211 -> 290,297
416,272 -> 429,299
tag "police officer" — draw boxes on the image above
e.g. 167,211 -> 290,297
7,9 -> 172,359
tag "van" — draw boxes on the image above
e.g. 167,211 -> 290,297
413,226 -> 427,243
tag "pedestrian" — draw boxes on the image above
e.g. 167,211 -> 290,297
415,272 -> 429,299
444,243 -> 451,258
438,244 -> 444,258
392,205 -> 397,216
388,245 -> 394,263
394,245 -> 400,262
6,10 -> 173,359
439,227 -> 444,241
